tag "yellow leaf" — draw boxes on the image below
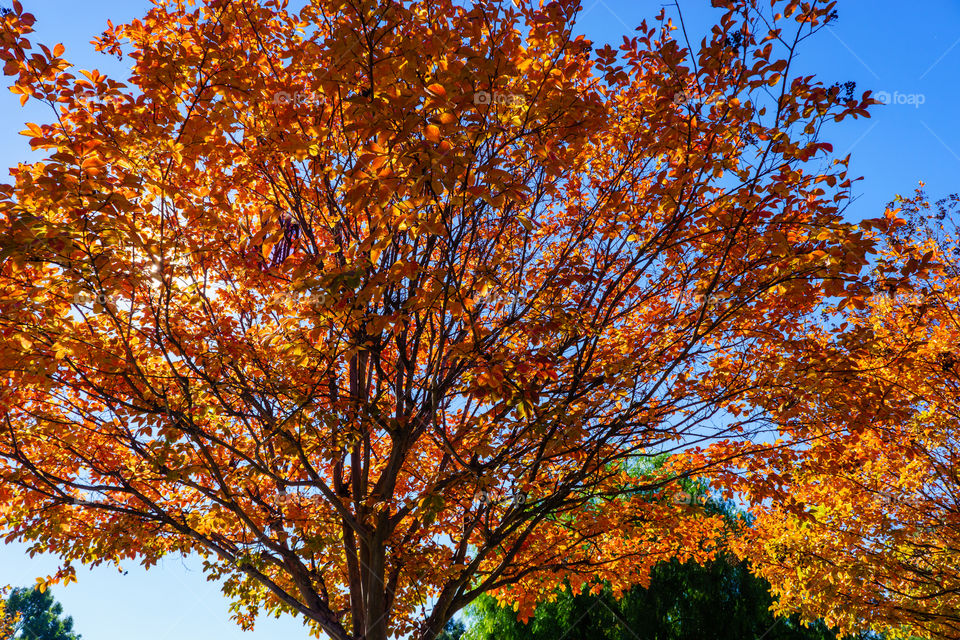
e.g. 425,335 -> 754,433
20,122 -> 43,138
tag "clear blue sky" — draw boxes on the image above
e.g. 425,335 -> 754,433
1,1 -> 958,639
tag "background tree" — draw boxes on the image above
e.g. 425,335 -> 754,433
707,190 -> 960,639
1,587 -> 80,640
465,487 -> 877,640
465,559 -> 859,640
0,0 -> 875,639
436,618 -> 465,640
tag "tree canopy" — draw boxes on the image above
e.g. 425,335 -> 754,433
714,190 -> 960,640
0,0 -> 885,639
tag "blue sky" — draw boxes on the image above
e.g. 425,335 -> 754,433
1,1 -> 958,639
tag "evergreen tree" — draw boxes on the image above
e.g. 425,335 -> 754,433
437,618 -> 466,640
2,587 -> 80,640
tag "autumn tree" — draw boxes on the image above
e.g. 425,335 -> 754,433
0,590 -> 16,640
0,0 -> 876,638
711,190 -> 960,639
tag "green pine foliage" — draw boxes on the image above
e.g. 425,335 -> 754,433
437,618 -> 466,640
2,587 -> 80,640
